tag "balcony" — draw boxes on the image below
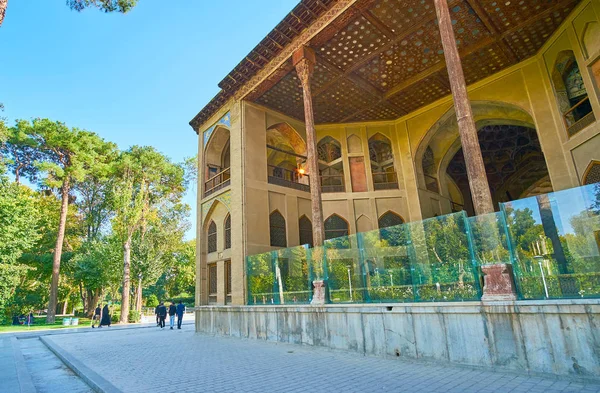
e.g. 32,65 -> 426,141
372,171 -> 398,190
204,168 -> 230,197
564,96 -> 595,137
321,174 -> 345,193
424,174 -> 439,193
268,165 -> 310,192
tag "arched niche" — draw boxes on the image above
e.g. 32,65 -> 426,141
582,21 -> 600,59
318,136 -> 345,193
204,126 -> 231,195
583,161 -> 600,185
347,134 -> 363,154
266,123 -> 306,168
368,133 -> 398,190
356,215 -> 372,233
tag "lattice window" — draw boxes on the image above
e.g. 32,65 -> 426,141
378,211 -> 404,229
225,260 -> 232,297
584,162 -> 600,185
325,214 -> 349,240
208,264 -> 217,295
207,221 -> 217,253
270,211 -> 287,247
299,215 -> 313,247
224,215 -> 231,250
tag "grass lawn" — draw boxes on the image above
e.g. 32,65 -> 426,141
0,316 -> 93,333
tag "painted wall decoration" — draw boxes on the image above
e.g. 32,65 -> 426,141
201,190 -> 231,224
203,112 -> 231,148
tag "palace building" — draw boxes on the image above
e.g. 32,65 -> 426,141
190,0 -> 600,306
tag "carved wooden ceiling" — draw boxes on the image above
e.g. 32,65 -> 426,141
252,0 -> 581,124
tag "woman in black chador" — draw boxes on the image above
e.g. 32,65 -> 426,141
99,304 -> 111,327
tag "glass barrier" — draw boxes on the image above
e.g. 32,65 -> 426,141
324,234 -> 365,303
500,183 -> 600,299
246,251 -> 277,305
276,246 -> 311,304
406,212 -> 481,302
468,212 -> 514,266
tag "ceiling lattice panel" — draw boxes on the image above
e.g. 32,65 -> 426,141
255,71 -> 304,120
318,15 -> 391,71
504,3 -> 580,59
387,73 -> 451,114
250,0 -> 581,125
313,79 -> 379,123
369,0 -> 437,35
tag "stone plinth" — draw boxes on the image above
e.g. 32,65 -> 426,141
311,280 -> 325,305
481,263 -> 517,301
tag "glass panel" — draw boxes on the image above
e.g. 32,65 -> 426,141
246,252 -> 277,305
361,224 -> 414,303
406,212 -> 480,302
501,184 -> 600,299
324,235 -> 365,303
276,246 -> 311,304
468,212 -> 513,266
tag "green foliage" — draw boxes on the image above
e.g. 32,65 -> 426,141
145,294 -> 159,308
128,309 -> 141,323
67,0 -> 138,13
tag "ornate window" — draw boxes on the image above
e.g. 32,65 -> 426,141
368,134 -> 398,190
583,161 -> 600,185
378,211 -> 404,229
552,51 -> 595,136
208,263 -> 217,303
270,211 -> 287,247
224,215 -> 231,250
318,137 -> 345,193
299,215 -> 313,247
207,221 -> 217,253
225,260 -> 232,304
325,214 -> 349,240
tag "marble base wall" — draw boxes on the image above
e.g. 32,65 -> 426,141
195,300 -> 600,381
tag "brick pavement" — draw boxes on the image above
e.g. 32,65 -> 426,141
46,324 -> 600,393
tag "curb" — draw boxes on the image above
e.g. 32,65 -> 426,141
10,337 -> 36,393
40,336 -> 122,393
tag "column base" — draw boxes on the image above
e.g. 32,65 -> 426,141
311,280 -> 326,305
481,263 -> 517,301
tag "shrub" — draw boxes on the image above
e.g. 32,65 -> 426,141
128,310 -> 141,323
145,294 -> 159,308
110,313 -> 119,323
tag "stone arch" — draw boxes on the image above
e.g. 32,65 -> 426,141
581,21 -> 600,59
269,210 -> 287,248
324,214 -> 349,240
298,215 -> 313,247
202,200 -> 230,254
347,134 -> 363,154
356,215 -> 372,233
583,160 -> 600,185
224,214 -> 231,250
318,136 -> 345,193
266,123 -> 306,170
207,220 -> 217,254
378,211 -> 404,229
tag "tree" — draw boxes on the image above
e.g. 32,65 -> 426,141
12,119 -> 115,323
111,146 -> 185,323
0,0 -> 138,27
1,121 -> 45,184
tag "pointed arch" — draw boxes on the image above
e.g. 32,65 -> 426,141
347,134 -> 363,154
324,214 -> 349,240
369,133 -> 398,190
318,136 -> 345,193
356,215 -> 372,233
207,220 -> 217,254
298,215 -> 313,247
269,210 -> 287,247
224,214 -> 231,250
378,211 -> 405,229
581,21 -> 600,59
583,160 -> 600,185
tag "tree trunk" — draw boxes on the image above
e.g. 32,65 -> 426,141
0,0 -> 7,27
46,177 -> 70,324
62,299 -> 68,315
135,276 -> 142,312
120,238 -> 132,324
536,194 -> 568,273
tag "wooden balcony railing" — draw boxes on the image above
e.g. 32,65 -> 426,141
320,174 -> 345,193
564,96 -> 595,136
372,171 -> 398,190
268,165 -> 310,192
424,174 -> 439,193
204,167 -> 230,197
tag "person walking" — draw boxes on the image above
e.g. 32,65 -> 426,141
91,304 -> 101,328
155,304 -> 160,326
99,304 -> 111,328
176,301 -> 186,330
168,302 -> 176,330
157,302 -> 167,329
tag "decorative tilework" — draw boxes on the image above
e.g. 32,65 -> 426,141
201,190 -> 232,224
203,112 -> 231,148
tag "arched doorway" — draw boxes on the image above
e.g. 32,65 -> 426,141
416,101 -> 553,217
266,123 -> 309,191
204,126 -> 230,197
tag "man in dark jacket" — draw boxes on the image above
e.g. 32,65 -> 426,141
91,304 -> 101,328
168,302 -> 176,330
157,302 -> 167,329
155,305 -> 160,326
176,301 -> 186,330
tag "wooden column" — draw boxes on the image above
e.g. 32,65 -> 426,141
434,0 -> 494,215
293,46 -> 325,246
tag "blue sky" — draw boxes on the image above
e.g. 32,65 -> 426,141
0,0 -> 298,238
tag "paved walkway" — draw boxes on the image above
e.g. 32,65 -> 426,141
45,324 -> 600,393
